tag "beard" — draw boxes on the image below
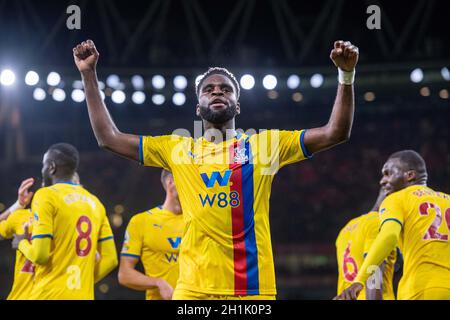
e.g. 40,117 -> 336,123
199,102 -> 238,124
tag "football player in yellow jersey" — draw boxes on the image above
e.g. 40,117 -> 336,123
13,143 -> 118,300
118,169 -> 184,300
336,150 -> 450,300
336,188 -> 397,300
74,39 -> 359,299
0,178 -> 35,300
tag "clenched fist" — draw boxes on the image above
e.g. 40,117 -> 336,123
330,41 -> 359,72
73,40 -> 99,73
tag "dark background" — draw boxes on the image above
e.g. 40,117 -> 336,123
0,0 -> 449,299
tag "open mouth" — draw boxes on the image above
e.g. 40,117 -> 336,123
209,99 -> 227,108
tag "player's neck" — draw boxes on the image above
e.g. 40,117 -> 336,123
202,119 -> 237,143
52,177 -> 77,185
162,197 -> 182,215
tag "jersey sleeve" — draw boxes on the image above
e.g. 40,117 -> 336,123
31,188 -> 55,240
379,191 -> 405,230
139,134 -> 191,170
363,215 -> 381,256
120,216 -> 143,259
98,203 -> 114,243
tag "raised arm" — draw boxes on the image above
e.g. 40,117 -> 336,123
304,41 -> 359,155
0,178 -> 34,222
73,40 -> 140,161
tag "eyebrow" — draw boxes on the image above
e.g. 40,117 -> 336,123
202,83 -> 234,91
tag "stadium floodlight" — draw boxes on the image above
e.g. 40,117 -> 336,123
131,75 -> 144,90
106,74 -> 120,88
152,94 -> 165,105
0,69 -> 16,86
47,72 -> 61,86
287,75 -> 300,89
72,80 -> 83,89
441,67 -> 450,81
98,81 -> 106,90
71,89 -> 85,102
174,75 -> 188,90
25,71 -> 39,86
52,88 -> 66,102
172,92 -> 186,106
240,74 -> 255,90
310,74 -> 324,88
111,90 -> 126,104
151,75 -> 165,90
100,90 -> 105,100
33,88 -> 46,101
262,75 -> 277,90
410,68 -> 424,83
132,91 -> 146,104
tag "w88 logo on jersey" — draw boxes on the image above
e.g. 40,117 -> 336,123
199,191 -> 240,208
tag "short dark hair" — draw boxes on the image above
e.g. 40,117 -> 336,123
161,169 -> 172,190
388,150 -> 427,182
47,143 -> 79,177
195,67 -> 240,100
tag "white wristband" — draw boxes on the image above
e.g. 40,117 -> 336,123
338,68 -> 355,85
9,200 -> 24,213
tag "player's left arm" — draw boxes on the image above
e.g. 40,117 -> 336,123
13,224 -> 51,265
303,41 -> 359,155
334,220 -> 402,300
94,238 -> 118,283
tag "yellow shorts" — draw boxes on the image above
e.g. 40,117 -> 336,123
173,289 -> 276,300
410,288 -> 450,300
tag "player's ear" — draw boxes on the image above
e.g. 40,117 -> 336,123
196,104 -> 200,116
49,161 -> 57,175
405,170 -> 416,183
236,102 -> 240,115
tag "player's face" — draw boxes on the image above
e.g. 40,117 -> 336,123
41,152 -> 54,187
380,158 -> 408,195
196,74 -> 240,124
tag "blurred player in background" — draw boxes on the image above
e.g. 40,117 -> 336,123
118,169 -> 184,300
336,150 -> 450,300
0,178 -> 35,300
13,143 -> 118,300
336,188 -> 397,300
74,39 -> 358,299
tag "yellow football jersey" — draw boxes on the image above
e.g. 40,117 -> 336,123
140,130 -> 310,295
379,185 -> 450,300
0,209 -> 34,300
121,206 -> 185,299
336,211 -> 396,300
29,182 -> 114,300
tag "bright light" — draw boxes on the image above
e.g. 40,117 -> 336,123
287,75 -> 300,89
52,88 -> 66,102
106,74 -> 120,88
111,90 -> 126,104
172,92 -> 186,106
47,72 -> 61,86
152,75 -> 165,89
173,75 -> 188,90
131,75 -> 144,90
33,88 -> 46,101
310,74 -> 324,88
240,74 -> 255,90
132,91 -> 146,104
439,89 -> 449,99
72,80 -> 83,89
71,89 -> 85,102
0,69 -> 16,86
152,94 -> 165,105
364,91 -> 376,102
100,90 -> 105,100
263,75 -> 277,90
98,81 -> 106,90
441,67 -> 450,81
25,71 -> 39,86
410,68 -> 424,83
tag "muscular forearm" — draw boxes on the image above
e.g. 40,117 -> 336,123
327,83 -> 354,143
118,267 -> 161,291
18,238 -> 51,265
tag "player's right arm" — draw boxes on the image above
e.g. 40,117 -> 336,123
118,256 -> 174,300
73,40 -> 140,162
0,178 -> 34,222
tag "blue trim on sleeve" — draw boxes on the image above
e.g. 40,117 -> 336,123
31,234 -> 53,240
379,218 -> 403,231
139,136 -> 144,165
98,236 -> 114,242
363,252 -> 368,258
300,130 -> 313,159
120,253 -> 140,259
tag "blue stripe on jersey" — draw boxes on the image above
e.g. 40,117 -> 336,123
98,236 -> 114,242
139,136 -> 144,164
121,253 -> 140,259
242,138 -> 260,294
300,130 -> 313,159
379,218 -> 403,231
31,234 -> 53,239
